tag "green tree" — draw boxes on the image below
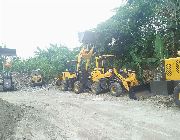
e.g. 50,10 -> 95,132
12,44 -> 76,81
90,0 -> 180,81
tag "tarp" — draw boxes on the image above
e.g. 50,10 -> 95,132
0,48 -> 16,56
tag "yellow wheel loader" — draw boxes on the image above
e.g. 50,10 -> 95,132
60,30 -> 95,93
150,56 -> 180,107
73,47 -> 94,93
60,60 -> 77,91
55,75 -> 63,86
0,48 -> 17,91
60,47 -> 94,93
91,55 -> 139,96
31,69 -> 44,87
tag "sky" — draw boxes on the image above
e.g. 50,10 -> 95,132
0,0 -> 123,58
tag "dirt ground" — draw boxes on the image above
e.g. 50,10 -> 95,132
0,88 -> 180,140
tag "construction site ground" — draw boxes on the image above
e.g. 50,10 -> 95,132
0,88 -> 180,140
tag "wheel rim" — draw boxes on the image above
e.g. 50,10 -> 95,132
91,84 -> 98,94
111,86 -> 116,95
74,82 -> 82,93
61,84 -> 66,90
92,89 -> 97,94
74,85 -> 79,93
91,86 -> 95,93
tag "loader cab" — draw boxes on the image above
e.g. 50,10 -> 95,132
66,60 -> 77,73
91,55 -> 115,83
62,60 -> 77,80
95,55 -> 114,73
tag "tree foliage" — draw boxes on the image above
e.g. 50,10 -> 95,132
91,0 -> 180,80
12,44 -> 78,81
3,0 -> 180,82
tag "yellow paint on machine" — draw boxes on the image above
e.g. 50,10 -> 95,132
165,57 -> 180,80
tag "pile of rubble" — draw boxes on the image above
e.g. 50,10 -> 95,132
12,72 -> 32,90
142,69 -> 154,83
0,98 -> 24,139
7,73 -> 178,109
145,95 -> 176,108
12,72 -> 56,91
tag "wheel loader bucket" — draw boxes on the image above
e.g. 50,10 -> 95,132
129,83 -> 152,100
130,80 -> 175,100
78,31 -> 97,44
150,81 -> 174,96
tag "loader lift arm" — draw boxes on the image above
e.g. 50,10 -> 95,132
113,68 -> 131,91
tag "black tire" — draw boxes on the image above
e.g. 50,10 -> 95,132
68,79 -> 75,91
56,80 -> 61,86
173,84 -> 180,107
60,83 -> 68,91
0,85 -> 3,92
68,87 -> 73,91
100,78 -> 109,91
74,81 -> 83,94
109,82 -> 123,97
13,85 -> 17,91
91,82 -> 102,95
86,80 -> 92,89
60,80 -> 68,91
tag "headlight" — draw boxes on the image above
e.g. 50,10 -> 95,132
109,69 -> 113,73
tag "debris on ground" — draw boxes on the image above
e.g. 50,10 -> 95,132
142,69 -> 154,83
12,72 -> 56,90
0,89 -> 179,140
0,98 -> 24,140
12,72 -> 31,90
145,95 -> 176,108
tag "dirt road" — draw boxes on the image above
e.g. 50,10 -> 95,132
0,88 -> 180,140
